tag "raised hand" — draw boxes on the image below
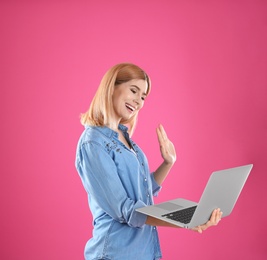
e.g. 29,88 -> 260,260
156,124 -> 176,165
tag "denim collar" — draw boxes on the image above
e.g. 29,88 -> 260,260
85,124 -> 128,138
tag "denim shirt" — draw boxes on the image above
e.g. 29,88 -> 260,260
75,124 -> 162,260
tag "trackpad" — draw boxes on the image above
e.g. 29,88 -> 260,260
156,202 -> 183,211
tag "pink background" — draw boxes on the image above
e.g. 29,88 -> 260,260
1,0 -> 267,259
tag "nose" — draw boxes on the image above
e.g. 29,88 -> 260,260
133,97 -> 140,105
134,94 -> 143,105
133,98 -> 139,105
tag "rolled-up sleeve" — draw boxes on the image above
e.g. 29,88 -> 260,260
76,141 -> 147,228
151,173 -> 162,197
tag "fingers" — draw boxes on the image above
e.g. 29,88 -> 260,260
156,124 -> 166,144
191,208 -> 223,234
156,127 -> 165,155
191,226 -> 203,234
158,124 -> 168,141
197,227 -> 203,234
156,125 -> 164,145
209,208 -> 217,223
156,124 -> 167,153
205,208 -> 223,228
156,126 -> 162,144
211,208 -> 223,225
156,124 -> 177,164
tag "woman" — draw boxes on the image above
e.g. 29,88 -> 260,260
75,63 -> 222,260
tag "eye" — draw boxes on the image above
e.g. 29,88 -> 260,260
131,89 -> 137,94
141,96 -> 146,101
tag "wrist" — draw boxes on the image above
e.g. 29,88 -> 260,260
163,160 -> 175,168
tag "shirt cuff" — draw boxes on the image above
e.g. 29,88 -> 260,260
151,172 -> 162,197
129,200 -> 148,228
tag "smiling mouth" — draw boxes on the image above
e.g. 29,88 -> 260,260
125,103 -> 136,112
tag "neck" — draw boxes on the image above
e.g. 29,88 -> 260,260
105,121 -> 120,132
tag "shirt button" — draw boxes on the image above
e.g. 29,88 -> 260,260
147,194 -> 150,197
144,178 -> 147,182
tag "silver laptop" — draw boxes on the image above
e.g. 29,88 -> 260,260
136,164 -> 253,228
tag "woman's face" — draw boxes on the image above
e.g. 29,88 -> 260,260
112,79 -> 148,123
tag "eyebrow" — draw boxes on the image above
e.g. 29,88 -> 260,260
130,85 -> 148,96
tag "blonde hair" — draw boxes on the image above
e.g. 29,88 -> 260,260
80,63 -> 151,136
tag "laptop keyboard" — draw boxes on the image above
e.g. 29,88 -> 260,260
162,206 -> 197,224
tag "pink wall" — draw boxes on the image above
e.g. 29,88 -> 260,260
1,0 -> 266,259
